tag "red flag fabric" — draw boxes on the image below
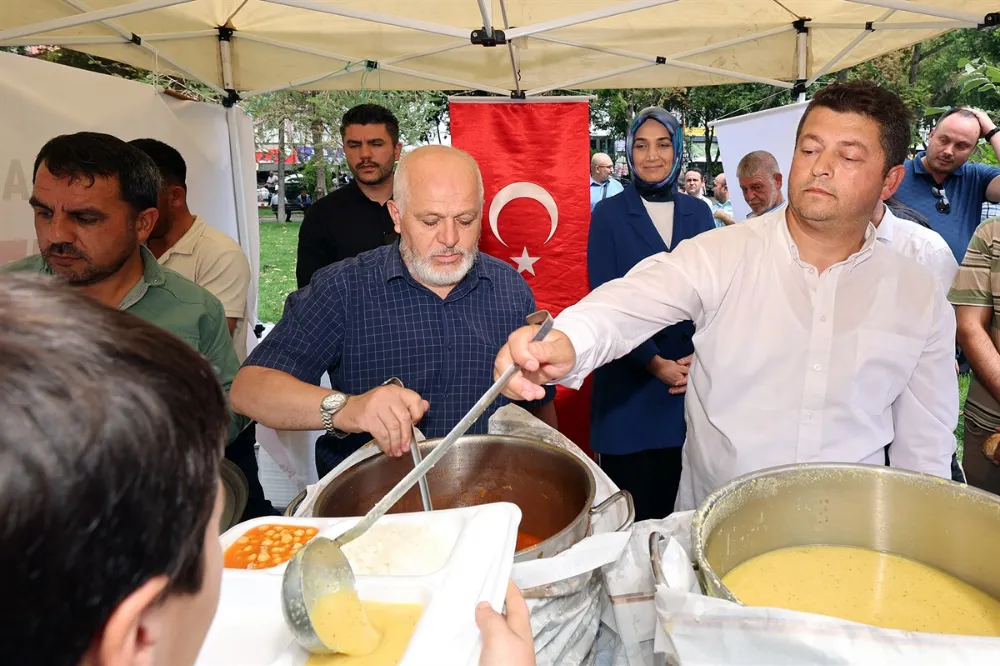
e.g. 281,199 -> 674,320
450,100 -> 593,454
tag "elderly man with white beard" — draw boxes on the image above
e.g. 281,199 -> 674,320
232,146 -> 556,476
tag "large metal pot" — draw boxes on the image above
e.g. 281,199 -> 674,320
294,435 -> 632,566
689,463 -> 1000,603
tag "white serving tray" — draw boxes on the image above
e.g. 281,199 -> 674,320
197,503 -> 521,666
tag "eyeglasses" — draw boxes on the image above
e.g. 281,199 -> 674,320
931,186 -> 951,214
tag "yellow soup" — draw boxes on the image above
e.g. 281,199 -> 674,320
721,545 -> 1000,636
307,591 -> 423,666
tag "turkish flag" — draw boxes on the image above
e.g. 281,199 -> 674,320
450,100 -> 593,455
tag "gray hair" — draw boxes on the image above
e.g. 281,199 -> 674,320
737,150 -> 781,179
393,145 -> 484,215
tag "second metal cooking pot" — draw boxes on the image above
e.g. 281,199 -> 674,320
688,463 -> 1000,604
298,435 -> 632,563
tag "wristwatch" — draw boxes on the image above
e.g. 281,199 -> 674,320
986,127 -> 1000,143
320,391 -> 350,438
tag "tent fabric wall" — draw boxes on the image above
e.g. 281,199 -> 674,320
1,1 -> 996,99
0,51 -> 259,334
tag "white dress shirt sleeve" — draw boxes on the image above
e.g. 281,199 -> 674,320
888,289 -> 959,478
554,233 -> 722,389
929,247 -> 960,296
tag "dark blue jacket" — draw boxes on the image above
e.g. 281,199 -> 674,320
587,184 -> 715,455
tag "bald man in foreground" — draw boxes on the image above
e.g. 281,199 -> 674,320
232,146 -> 556,476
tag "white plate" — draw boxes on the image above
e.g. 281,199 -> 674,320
198,503 -> 521,666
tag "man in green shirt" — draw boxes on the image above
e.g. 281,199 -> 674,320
1,131 -> 247,445
949,215 -> 1000,495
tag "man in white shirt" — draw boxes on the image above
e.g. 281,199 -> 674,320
683,168 -> 712,208
494,81 -> 958,511
872,199 -> 958,297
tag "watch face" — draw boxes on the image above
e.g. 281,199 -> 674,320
321,392 -> 346,412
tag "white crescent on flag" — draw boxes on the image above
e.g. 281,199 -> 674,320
487,181 -> 559,247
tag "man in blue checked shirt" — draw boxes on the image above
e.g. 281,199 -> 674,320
232,146 -> 557,477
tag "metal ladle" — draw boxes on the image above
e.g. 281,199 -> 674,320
281,310 -> 555,655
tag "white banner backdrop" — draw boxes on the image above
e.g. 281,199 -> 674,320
0,51 -> 259,330
713,100 -> 809,222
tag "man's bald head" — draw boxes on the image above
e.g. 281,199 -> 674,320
591,152 -> 614,183
393,145 -> 484,216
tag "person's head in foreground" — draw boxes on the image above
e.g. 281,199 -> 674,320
340,103 -> 402,187
683,168 -> 705,197
388,145 -> 483,294
29,132 -> 160,285
626,107 -> 684,201
736,150 -> 784,216
590,152 -> 614,183
923,107 -> 984,178
790,80 -> 912,233
0,273 -> 227,666
128,137 -> 190,242
713,173 -> 729,203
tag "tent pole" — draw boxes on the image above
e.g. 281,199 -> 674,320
526,62 -> 659,96
841,0 -> 983,23
475,0 -> 494,40
532,24 -> 793,67
796,21 -> 808,102
808,21 -> 978,30
0,35 -> 127,47
260,0 -> 469,39
0,0 -> 191,41
48,0 -> 226,96
497,0 -> 521,97
218,29 -> 257,327
807,9 -> 895,86
505,0 -> 678,40
243,64 -> 368,98
379,62 -> 510,95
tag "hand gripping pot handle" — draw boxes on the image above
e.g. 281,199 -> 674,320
588,489 -> 635,535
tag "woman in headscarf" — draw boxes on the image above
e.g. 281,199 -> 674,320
586,107 -> 716,520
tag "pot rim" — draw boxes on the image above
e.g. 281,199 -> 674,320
314,434 -> 598,558
690,462 -> 1000,603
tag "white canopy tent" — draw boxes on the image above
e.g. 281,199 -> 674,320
1,1 -> 997,103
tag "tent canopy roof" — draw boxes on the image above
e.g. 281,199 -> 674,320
1,1 -> 997,100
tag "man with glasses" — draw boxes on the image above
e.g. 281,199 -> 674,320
590,152 -> 623,211
894,108 -> 1000,263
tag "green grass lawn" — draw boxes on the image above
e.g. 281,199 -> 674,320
254,215 -> 973,451
257,219 -> 301,324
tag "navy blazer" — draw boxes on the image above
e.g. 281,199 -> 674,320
587,184 -> 715,456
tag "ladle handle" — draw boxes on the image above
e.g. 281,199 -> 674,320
333,310 -> 554,547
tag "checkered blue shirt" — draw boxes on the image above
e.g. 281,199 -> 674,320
245,242 -> 554,472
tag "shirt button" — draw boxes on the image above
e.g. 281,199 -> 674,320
813,364 -> 821,371
819,315 -> 827,322
805,411 -> 813,419
809,268 -> 816,274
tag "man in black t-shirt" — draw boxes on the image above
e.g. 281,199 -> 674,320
296,104 -> 401,288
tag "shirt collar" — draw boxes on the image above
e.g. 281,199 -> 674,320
590,177 -> 605,187
913,151 -> 966,179
382,242 -> 491,296
874,203 -> 897,245
777,208 -> 876,271
158,216 -> 206,262
118,245 -> 166,310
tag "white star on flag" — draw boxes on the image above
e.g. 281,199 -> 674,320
510,247 -> 540,276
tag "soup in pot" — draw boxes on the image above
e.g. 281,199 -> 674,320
722,545 -> 1000,636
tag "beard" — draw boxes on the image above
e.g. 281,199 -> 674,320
349,158 -> 394,186
41,227 -> 138,286
399,239 -> 478,288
